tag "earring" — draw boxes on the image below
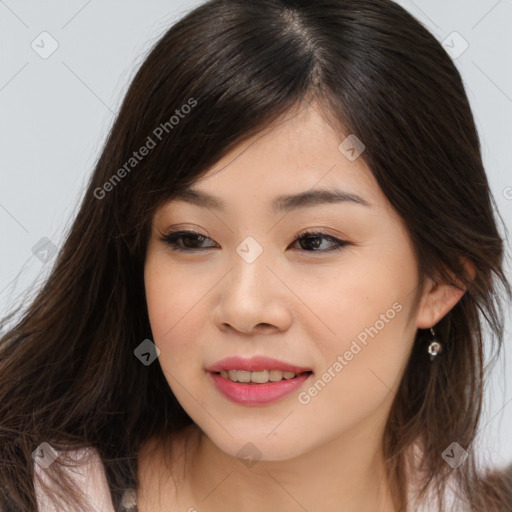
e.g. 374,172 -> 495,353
427,327 -> 443,361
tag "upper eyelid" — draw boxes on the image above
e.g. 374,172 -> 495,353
160,229 -> 348,249
161,229 -> 343,240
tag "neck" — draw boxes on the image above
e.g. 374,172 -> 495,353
185,422 -> 396,512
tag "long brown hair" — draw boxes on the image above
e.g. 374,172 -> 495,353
1,0 -> 511,510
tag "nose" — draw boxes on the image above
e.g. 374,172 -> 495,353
212,248 -> 293,336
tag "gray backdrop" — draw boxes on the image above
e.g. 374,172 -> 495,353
1,0 -> 511,470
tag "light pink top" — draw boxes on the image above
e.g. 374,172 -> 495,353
34,448 -> 116,512
34,447 -> 449,511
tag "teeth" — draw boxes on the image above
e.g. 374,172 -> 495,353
219,369 -> 303,383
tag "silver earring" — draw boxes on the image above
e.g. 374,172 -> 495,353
427,327 -> 442,361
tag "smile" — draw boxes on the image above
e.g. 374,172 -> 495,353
219,369 -> 309,383
207,370 -> 313,406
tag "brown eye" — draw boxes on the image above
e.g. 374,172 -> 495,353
160,231 -> 217,251
159,229 -> 349,253
290,231 -> 349,252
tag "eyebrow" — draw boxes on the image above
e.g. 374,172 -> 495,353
170,185 -> 371,214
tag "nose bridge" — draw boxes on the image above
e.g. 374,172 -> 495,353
229,234 -> 270,296
213,234 -> 291,333
235,234 -> 266,269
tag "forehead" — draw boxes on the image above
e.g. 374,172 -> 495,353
163,104 -> 384,213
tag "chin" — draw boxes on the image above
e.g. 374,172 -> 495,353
205,428 -> 306,464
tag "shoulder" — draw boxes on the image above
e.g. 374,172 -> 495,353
34,446 -> 115,512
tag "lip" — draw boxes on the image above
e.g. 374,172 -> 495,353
207,371 -> 313,406
206,356 -> 312,373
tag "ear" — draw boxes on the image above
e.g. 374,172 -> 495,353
416,259 -> 476,329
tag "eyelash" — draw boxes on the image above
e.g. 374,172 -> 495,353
159,229 -> 349,253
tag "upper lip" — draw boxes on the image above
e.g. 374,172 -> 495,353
206,356 -> 312,374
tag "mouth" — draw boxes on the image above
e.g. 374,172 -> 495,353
205,355 -> 312,375
206,370 -> 314,406
212,369 -> 313,384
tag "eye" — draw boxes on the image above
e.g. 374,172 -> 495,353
159,229 -> 349,253
159,230 -> 218,251
289,230 -> 349,252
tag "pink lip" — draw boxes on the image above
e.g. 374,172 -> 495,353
206,356 -> 312,373
207,371 -> 312,406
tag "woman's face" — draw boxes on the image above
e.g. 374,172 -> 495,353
144,103 -> 455,461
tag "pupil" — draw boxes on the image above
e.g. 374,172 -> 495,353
303,236 -> 321,250
184,234 -> 202,247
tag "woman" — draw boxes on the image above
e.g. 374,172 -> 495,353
1,0 -> 511,510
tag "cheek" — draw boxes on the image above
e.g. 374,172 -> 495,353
144,250 -> 200,336
144,257 -> 181,343
313,249 -> 415,337
144,254 -> 211,372
306,246 -> 418,389
294,272 -> 416,439
144,259 -> 179,340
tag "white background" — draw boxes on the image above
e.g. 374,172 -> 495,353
1,0 -> 511,470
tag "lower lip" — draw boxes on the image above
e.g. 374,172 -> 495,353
207,371 -> 312,406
